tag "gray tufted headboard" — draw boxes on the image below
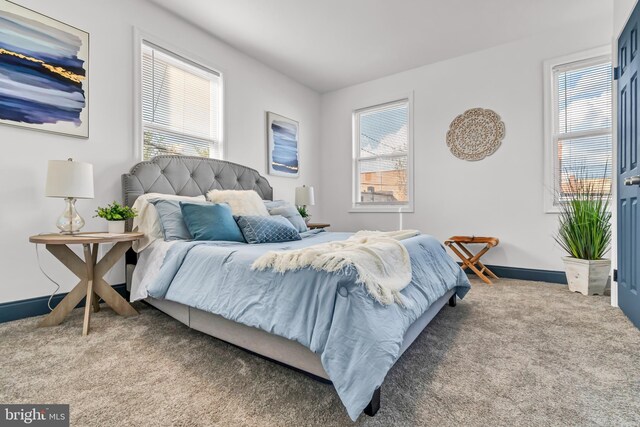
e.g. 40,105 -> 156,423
122,155 -> 273,210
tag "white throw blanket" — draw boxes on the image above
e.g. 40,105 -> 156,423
252,230 -> 420,305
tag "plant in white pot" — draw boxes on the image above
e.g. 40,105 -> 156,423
95,201 -> 137,234
297,205 -> 311,224
555,173 -> 612,296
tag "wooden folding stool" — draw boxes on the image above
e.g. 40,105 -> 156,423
445,236 -> 499,284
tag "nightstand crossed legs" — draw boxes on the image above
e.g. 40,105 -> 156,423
445,241 -> 499,285
38,241 -> 138,335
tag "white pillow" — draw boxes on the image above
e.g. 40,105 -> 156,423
206,190 -> 269,216
131,193 -> 206,252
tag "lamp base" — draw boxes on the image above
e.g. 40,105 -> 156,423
56,197 -> 86,234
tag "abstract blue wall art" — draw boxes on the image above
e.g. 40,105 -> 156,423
0,1 -> 89,137
267,112 -> 299,177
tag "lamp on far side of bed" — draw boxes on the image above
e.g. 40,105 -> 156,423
295,185 -> 315,224
45,158 -> 94,234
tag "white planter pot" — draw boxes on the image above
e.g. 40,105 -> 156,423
562,257 -> 611,296
107,220 -> 125,234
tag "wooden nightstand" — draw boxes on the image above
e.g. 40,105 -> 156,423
307,223 -> 330,230
445,235 -> 499,285
29,232 -> 143,335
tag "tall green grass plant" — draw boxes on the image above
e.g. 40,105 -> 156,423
554,170 -> 612,260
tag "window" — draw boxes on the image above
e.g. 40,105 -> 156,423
544,48 -> 612,210
352,98 -> 413,211
141,41 -> 222,160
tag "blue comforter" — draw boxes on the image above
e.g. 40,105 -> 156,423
148,231 -> 470,420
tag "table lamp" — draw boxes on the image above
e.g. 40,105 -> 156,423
295,185 -> 315,209
45,158 -> 94,234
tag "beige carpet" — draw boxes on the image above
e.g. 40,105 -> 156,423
1,279 -> 639,426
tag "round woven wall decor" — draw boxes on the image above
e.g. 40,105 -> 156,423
446,108 -> 505,161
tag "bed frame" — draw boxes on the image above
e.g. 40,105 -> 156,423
122,155 -> 457,418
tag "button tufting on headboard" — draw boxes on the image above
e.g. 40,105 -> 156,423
121,155 -> 274,209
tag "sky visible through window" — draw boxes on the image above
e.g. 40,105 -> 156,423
360,104 -> 408,158
556,59 -> 612,197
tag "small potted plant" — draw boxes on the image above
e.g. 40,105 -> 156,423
95,201 -> 137,234
297,205 -> 311,224
555,169 -> 612,296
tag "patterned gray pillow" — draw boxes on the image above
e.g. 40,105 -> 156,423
235,215 -> 301,244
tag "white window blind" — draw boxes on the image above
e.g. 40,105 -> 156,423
141,41 -> 221,160
553,56 -> 612,202
353,100 -> 411,207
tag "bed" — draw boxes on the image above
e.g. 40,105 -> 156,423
122,155 -> 470,421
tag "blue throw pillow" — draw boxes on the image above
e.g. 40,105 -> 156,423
151,199 -> 195,241
235,215 -> 301,244
180,202 -> 245,242
268,205 -> 308,233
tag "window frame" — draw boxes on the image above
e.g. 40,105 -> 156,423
351,94 -> 414,213
134,29 -> 225,161
543,46 -> 612,213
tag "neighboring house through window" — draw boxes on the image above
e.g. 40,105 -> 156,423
544,47 -> 612,211
140,40 -> 222,160
352,97 -> 413,212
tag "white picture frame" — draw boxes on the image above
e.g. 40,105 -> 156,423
0,0 -> 89,138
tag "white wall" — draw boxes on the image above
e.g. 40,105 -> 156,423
615,0 -> 638,35
318,18 -> 612,273
0,0 -> 321,303
0,1 -> 617,305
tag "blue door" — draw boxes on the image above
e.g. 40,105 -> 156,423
618,5 -> 640,329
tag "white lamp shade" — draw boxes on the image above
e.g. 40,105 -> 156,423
295,185 -> 315,206
45,159 -> 94,199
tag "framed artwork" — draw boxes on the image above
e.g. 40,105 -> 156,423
0,1 -> 89,137
267,111 -> 299,177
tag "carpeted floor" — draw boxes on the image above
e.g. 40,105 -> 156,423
1,279 -> 639,426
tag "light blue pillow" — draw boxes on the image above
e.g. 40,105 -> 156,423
235,215 -> 301,244
180,202 -> 245,242
151,199 -> 194,241
264,200 -> 288,211
269,205 -> 308,233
